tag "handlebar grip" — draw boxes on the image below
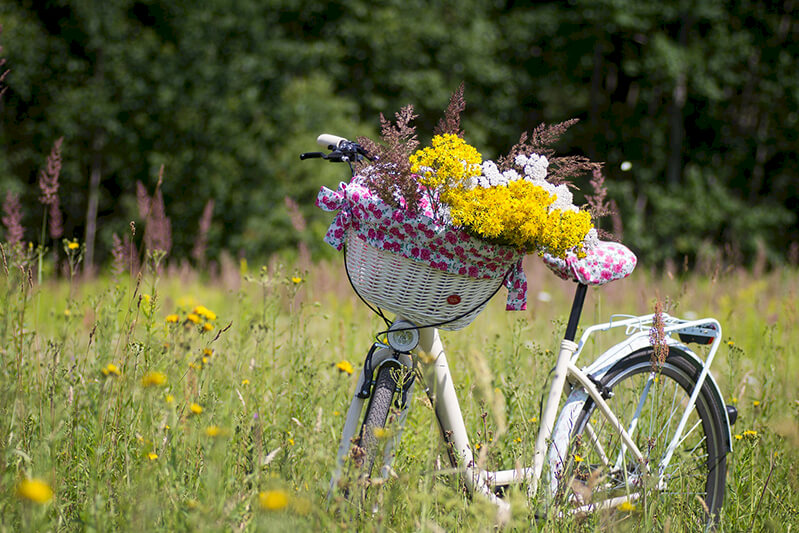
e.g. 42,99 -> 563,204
317,134 -> 349,150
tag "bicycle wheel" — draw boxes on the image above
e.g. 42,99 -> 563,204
356,363 -> 400,480
548,347 -> 727,527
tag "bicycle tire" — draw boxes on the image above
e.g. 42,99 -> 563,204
548,347 -> 727,527
357,363 -> 399,480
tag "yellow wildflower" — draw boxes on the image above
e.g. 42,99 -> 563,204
203,348 -> 213,356
753,400 -> 760,407
573,454 -> 584,463
186,313 -> 201,324
16,478 -> 54,503
373,428 -> 391,439
165,314 -> 179,324
189,403 -> 203,415
742,430 -> 758,438
67,241 -> 79,250
202,322 -> 214,332
147,452 -> 158,461
101,363 -> 121,377
288,438 -> 295,446
193,305 -> 216,321
617,501 -> 636,512
335,360 -> 354,375
63,309 -> 71,317
165,394 -> 175,404
291,276 -> 303,284
141,371 -> 167,387
205,425 -> 225,438
241,379 -> 250,386
734,434 -> 743,441
259,489 -> 289,511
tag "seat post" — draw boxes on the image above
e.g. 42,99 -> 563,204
564,283 -> 588,342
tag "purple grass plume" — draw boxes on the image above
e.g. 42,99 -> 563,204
2,191 -> 25,247
191,199 -> 214,266
38,138 -> 64,239
0,25 -> 8,101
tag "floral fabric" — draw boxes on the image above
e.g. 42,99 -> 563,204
316,180 -> 529,310
541,241 -> 637,286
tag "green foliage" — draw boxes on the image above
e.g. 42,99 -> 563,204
0,253 -> 797,531
0,1 -> 797,267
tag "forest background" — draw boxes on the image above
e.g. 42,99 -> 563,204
1,0 -> 797,271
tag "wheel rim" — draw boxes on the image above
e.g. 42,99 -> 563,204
562,356 -> 725,525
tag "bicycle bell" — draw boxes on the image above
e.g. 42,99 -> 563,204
386,320 -> 420,352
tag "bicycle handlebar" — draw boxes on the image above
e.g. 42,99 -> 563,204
299,133 -> 374,165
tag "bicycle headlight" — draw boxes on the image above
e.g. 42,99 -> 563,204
386,320 -> 420,352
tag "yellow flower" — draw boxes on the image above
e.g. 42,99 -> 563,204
101,363 -> 121,377
742,430 -> 758,438
67,241 -> 79,250
573,454 -> 584,463
372,427 -> 391,439
165,314 -> 179,323
291,276 -> 303,284
617,500 -> 636,512
203,348 -> 213,356
189,403 -> 203,415
241,379 -> 250,386
16,478 -> 54,503
734,434 -> 743,441
165,394 -> 175,404
202,322 -> 214,332
259,490 -> 289,511
335,360 -> 354,375
205,425 -> 225,438
186,313 -> 201,324
727,341 -> 734,347
147,452 -> 158,461
752,400 -> 760,407
141,371 -> 167,387
731,397 -> 738,404
288,438 -> 295,446
193,305 -> 216,321
63,308 -> 71,317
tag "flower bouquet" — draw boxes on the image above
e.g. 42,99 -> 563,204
316,86 -> 610,330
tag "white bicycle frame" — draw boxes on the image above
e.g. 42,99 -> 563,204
330,307 -> 731,515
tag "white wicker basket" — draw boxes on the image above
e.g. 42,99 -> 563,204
345,229 -> 505,330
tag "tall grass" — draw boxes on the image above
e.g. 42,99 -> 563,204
0,249 -> 797,531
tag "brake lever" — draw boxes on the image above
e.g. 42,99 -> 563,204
300,152 -> 326,160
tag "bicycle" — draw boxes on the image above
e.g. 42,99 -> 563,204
302,134 -> 737,528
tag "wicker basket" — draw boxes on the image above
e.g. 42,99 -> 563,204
345,229 -> 505,330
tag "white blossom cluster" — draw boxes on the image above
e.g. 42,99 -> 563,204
464,153 -> 599,250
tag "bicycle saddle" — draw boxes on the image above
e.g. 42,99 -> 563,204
542,240 -> 637,286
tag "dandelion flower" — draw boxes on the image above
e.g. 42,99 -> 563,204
147,452 -> 158,461
189,403 -> 203,415
101,363 -> 121,377
617,500 -> 636,512
335,360 -> 354,375
242,379 -> 250,386
141,371 -> 167,387
165,394 -> 175,404
734,434 -> 743,441
16,478 -> 54,503
202,322 -> 214,332
259,490 -> 289,511
203,348 -> 213,356
67,241 -> 79,250
186,313 -> 201,324
165,314 -> 179,324
291,276 -> 302,284
573,454 -> 584,463
742,430 -> 758,438
752,400 -> 760,407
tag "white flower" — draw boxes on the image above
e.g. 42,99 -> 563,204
515,154 -> 530,167
502,169 -> 521,182
464,176 -> 479,190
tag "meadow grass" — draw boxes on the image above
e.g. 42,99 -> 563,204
0,250 -> 797,532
